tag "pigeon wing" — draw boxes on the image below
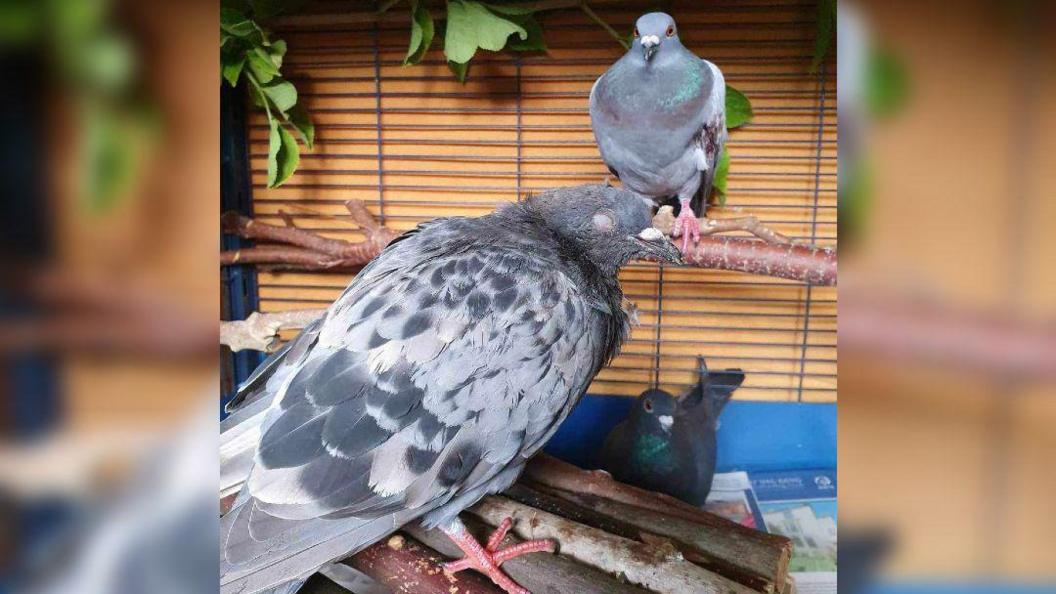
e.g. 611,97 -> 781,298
222,235 -> 605,591
692,59 -> 728,211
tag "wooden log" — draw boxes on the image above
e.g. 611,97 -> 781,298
468,495 -> 760,594
405,516 -> 651,594
523,454 -> 791,587
526,482 -> 778,593
342,533 -> 502,594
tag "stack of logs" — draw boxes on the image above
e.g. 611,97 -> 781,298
221,454 -> 794,594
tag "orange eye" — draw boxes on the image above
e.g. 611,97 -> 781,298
644,399 -> 653,412
633,27 -> 640,38
665,25 -> 676,37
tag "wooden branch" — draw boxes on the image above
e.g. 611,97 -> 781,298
221,202 -> 834,284
405,516 -> 650,594
221,200 -> 397,271
220,245 -> 347,269
652,206 -> 792,245
523,454 -> 792,587
221,309 -> 321,352
525,482 -> 780,593
223,212 -> 354,256
467,495 -> 759,594
685,236 -> 837,285
652,205 -> 835,285
342,534 -> 503,594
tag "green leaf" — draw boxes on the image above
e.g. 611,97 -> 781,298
404,0 -> 435,65
261,79 -> 297,115
811,0 -> 836,73
268,39 -> 286,68
222,54 -> 245,87
865,47 -> 910,118
289,103 -> 315,148
712,146 -> 730,204
272,125 -> 300,187
267,118 -> 280,186
220,8 -> 264,44
507,14 -> 546,52
444,0 -> 527,64
448,60 -> 469,83
725,85 -> 753,129
246,46 -> 279,83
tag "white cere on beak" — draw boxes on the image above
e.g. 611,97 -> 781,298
658,415 -> 674,431
641,35 -> 660,48
638,227 -> 665,241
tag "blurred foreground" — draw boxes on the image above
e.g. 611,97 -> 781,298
839,0 -> 1055,592
0,0 -> 218,591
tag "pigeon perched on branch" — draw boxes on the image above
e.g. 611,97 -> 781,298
220,184 -> 681,594
590,12 -> 727,254
599,356 -> 744,505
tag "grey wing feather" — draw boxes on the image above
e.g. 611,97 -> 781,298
222,224 -> 607,593
692,60 -> 728,212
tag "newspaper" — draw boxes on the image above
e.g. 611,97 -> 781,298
703,471 -> 766,530
705,469 -> 838,594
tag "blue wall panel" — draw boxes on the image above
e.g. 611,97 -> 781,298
545,394 -> 837,472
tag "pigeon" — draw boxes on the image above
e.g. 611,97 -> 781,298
220,183 -> 682,594
598,356 -> 744,506
589,12 -> 727,253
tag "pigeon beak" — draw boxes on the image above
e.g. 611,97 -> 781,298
658,415 -> 674,431
631,227 -> 684,265
641,36 -> 660,61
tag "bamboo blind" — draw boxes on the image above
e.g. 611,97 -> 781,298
246,0 -> 837,402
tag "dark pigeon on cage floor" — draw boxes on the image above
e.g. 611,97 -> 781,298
598,356 -> 744,506
219,183 -> 682,594
589,11 -> 727,254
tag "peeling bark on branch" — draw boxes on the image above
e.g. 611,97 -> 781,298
685,236 -> 837,285
342,534 -> 503,594
221,309 -> 321,353
523,454 -> 792,588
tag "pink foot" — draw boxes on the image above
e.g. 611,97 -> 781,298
671,204 -> 701,254
441,517 -> 555,594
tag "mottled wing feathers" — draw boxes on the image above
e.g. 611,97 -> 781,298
222,227 -> 606,584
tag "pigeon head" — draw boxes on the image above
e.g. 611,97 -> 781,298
630,388 -> 679,433
632,12 -> 683,62
526,184 -> 683,274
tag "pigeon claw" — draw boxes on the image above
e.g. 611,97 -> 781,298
442,517 -> 555,594
671,207 -> 701,255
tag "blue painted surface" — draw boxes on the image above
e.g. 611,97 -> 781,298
545,393 -> 837,472
220,82 -> 264,415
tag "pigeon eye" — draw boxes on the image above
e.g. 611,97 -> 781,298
665,25 -> 675,37
633,27 -> 639,38
643,399 -> 653,412
592,210 -> 616,233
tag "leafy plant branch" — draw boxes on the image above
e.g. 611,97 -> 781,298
221,6 -> 314,188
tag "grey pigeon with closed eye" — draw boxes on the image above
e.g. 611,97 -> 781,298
219,184 -> 682,594
590,11 -> 727,253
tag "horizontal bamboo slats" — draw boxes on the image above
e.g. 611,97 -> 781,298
250,0 -> 837,401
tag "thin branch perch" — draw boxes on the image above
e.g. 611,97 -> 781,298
221,309 -> 321,352
221,200 -> 397,272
